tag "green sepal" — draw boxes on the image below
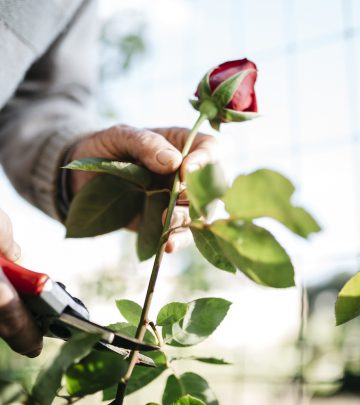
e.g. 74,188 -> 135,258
197,68 -> 213,99
212,69 -> 256,108
221,109 -> 259,123
189,99 -> 201,111
209,119 -> 221,131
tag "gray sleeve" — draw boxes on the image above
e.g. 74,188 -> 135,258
0,0 -> 98,221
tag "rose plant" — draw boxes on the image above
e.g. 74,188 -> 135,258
1,60 -> 320,405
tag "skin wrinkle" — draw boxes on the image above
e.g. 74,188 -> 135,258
96,129 -> 118,157
132,129 -> 182,173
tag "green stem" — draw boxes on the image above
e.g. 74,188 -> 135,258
112,114 -> 207,404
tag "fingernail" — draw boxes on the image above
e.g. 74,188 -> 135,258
156,149 -> 180,166
186,163 -> 200,173
11,242 -> 21,261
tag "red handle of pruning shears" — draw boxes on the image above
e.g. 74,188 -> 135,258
0,255 -> 158,363
0,255 -> 49,296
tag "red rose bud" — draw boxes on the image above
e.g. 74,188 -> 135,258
190,59 -> 259,130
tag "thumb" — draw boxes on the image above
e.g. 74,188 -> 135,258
71,125 -> 183,175
115,126 -> 183,174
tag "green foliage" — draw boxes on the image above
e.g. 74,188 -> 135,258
185,164 -> 227,217
64,159 -> 170,261
162,373 -> 218,405
172,396 -> 207,405
58,132 -> 320,405
191,227 -> 236,273
103,351 -> 167,400
335,272 -> 360,325
65,351 -> 127,396
137,191 -> 169,261
210,221 -> 295,288
185,167 -> 320,288
188,357 -> 231,365
156,302 -> 189,326
222,169 -> 321,238
162,298 -> 231,346
64,158 -> 152,188
0,382 -> 25,405
66,175 -> 144,238
107,322 -> 156,345
31,333 -> 100,405
116,299 -> 142,325
0,59 -> 324,405
0,368 -> 38,395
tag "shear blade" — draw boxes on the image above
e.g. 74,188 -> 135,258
59,312 -> 159,351
96,341 -> 156,367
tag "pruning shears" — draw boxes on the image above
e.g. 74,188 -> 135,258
0,255 -> 157,367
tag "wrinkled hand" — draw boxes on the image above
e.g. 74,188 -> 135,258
70,125 -> 217,252
0,209 -> 43,357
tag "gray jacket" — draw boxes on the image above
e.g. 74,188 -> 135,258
0,0 -> 97,220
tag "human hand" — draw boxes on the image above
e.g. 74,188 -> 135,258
0,208 -> 42,357
69,125 -> 217,253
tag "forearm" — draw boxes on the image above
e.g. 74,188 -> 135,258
0,0 -> 98,220
0,99 -> 96,220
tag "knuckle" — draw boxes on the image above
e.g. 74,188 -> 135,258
134,129 -> 168,156
112,124 -> 132,135
0,213 -> 14,254
136,129 -> 151,144
170,127 -> 188,143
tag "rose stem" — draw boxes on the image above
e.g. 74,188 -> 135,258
112,113 -> 207,404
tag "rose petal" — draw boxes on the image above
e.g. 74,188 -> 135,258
209,59 -> 258,113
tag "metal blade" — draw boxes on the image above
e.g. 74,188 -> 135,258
59,312 -> 159,351
95,341 -> 156,367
